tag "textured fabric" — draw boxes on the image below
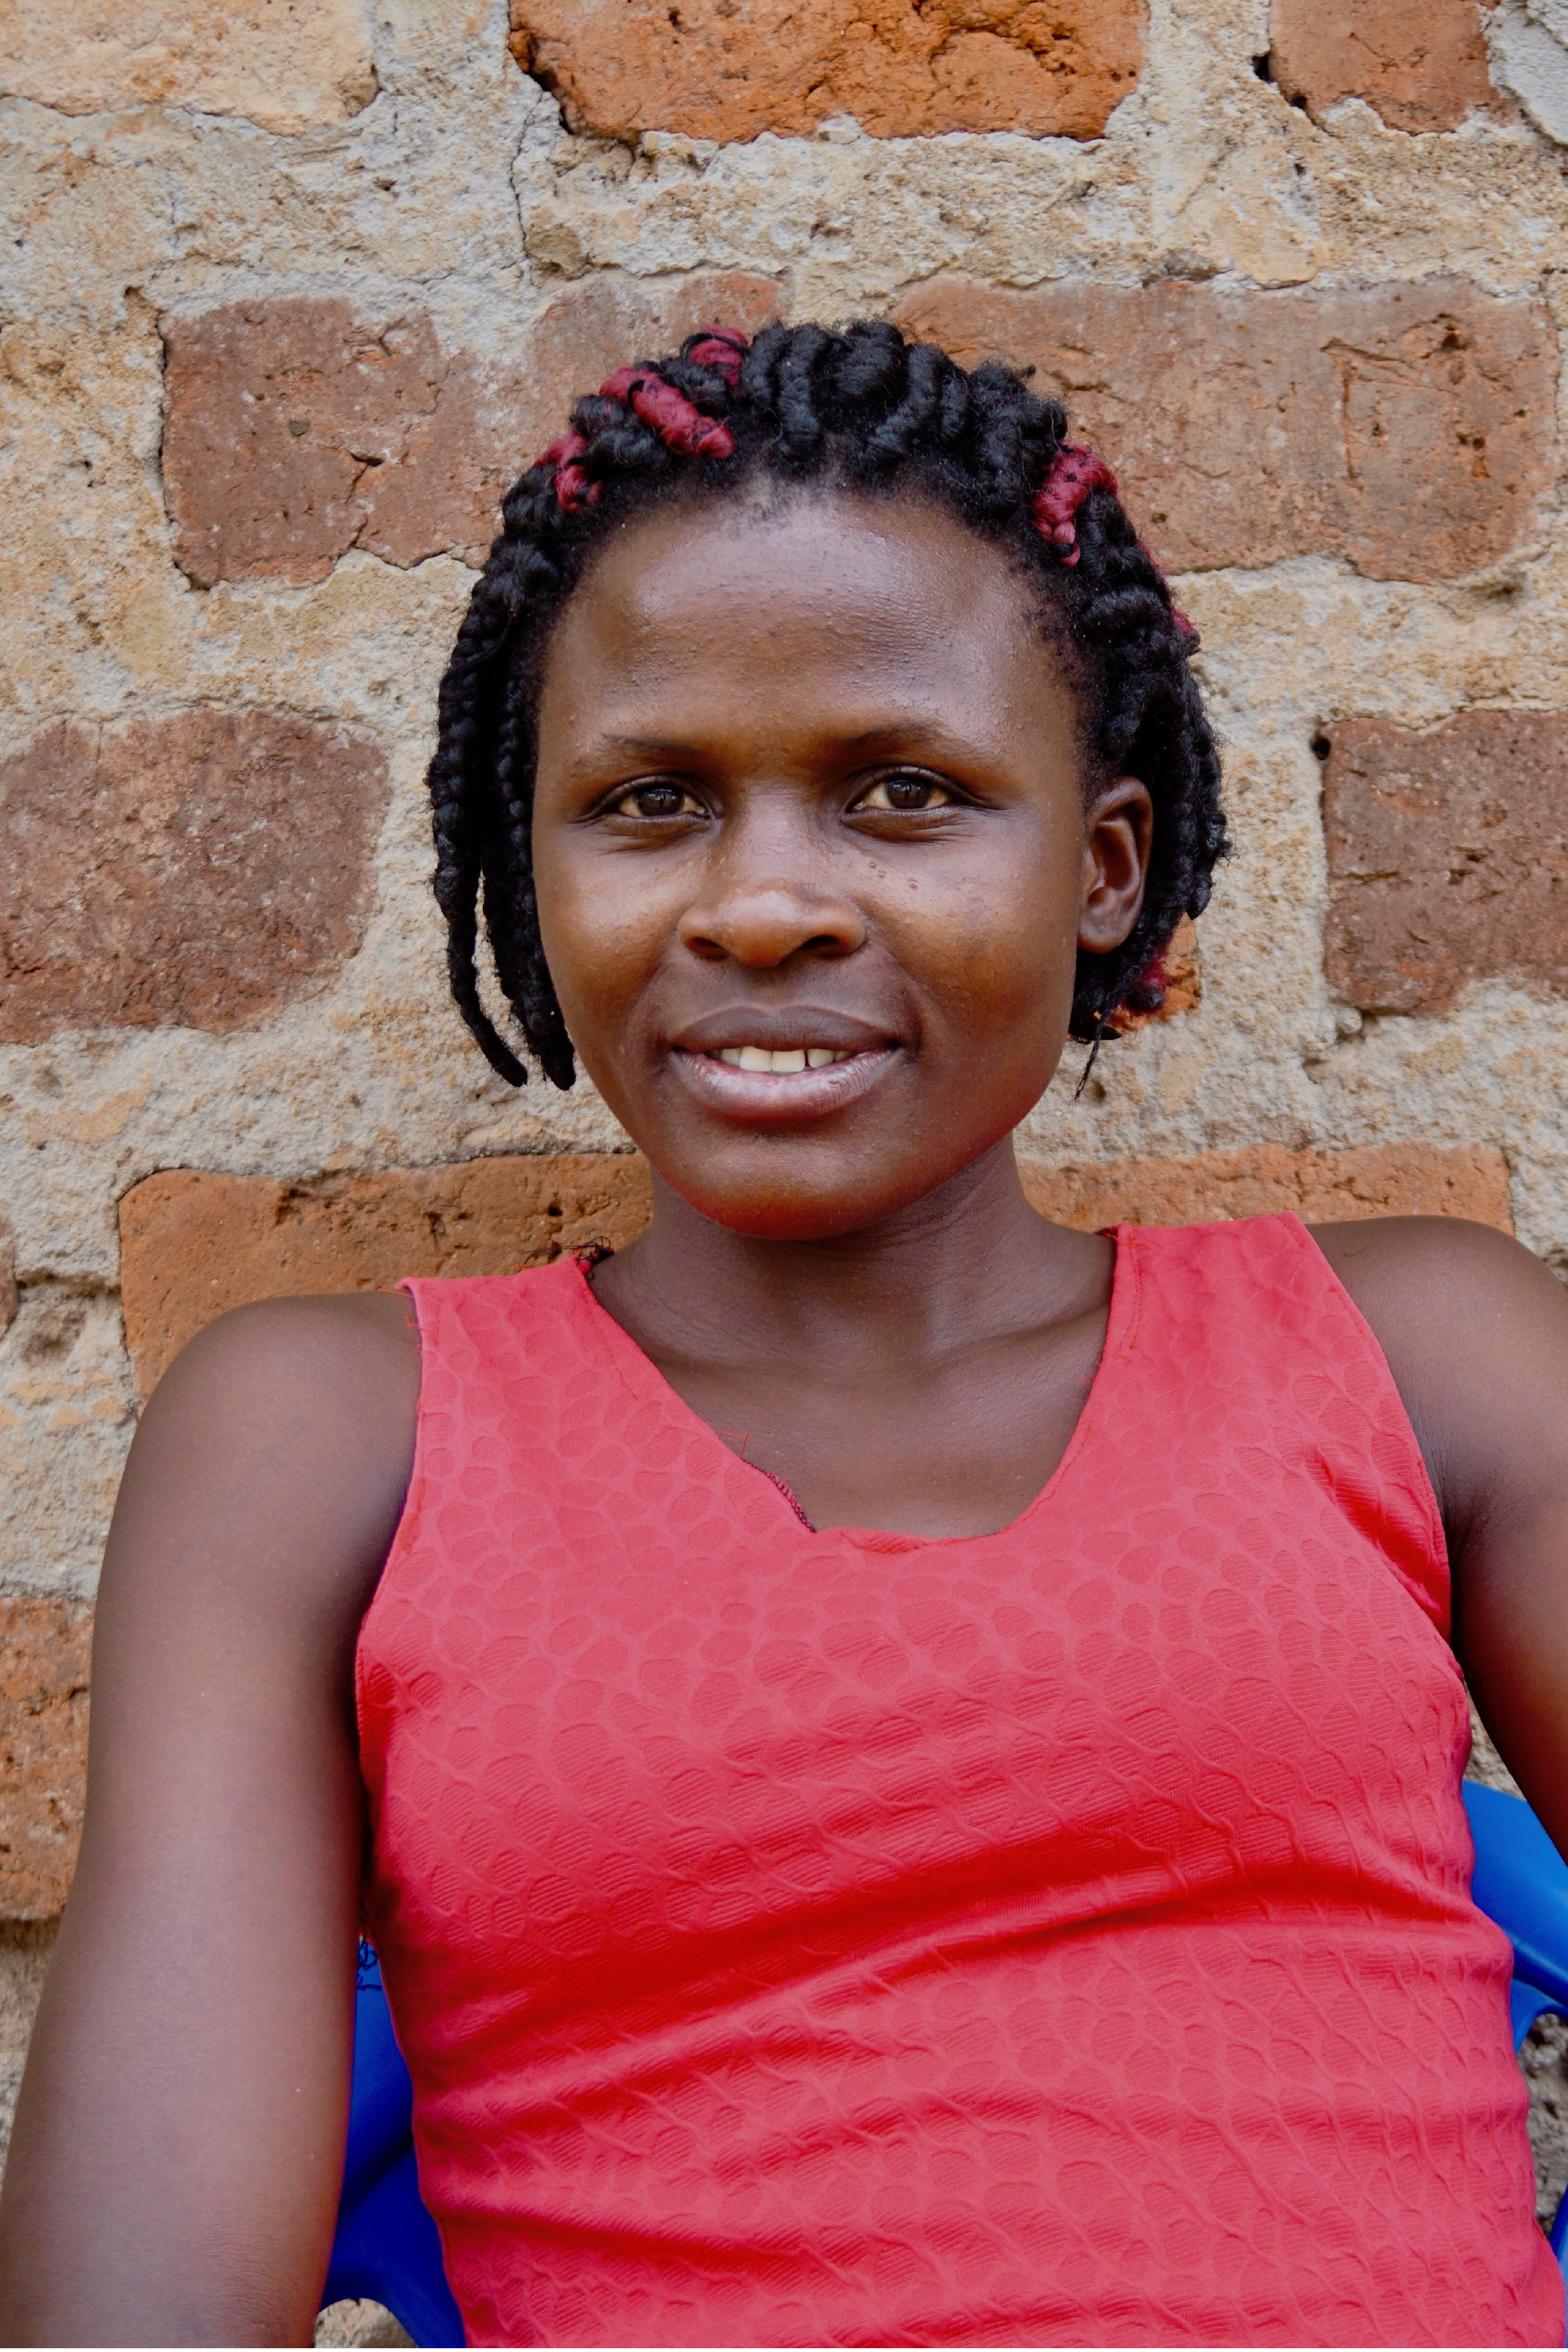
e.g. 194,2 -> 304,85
357,1214 -> 1563,2346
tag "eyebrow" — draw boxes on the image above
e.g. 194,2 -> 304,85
582,717 -> 982,764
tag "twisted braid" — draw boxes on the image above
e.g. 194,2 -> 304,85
427,318 -> 1227,1087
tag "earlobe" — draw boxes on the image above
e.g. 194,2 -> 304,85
1078,776 -> 1153,953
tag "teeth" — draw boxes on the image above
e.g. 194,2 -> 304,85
714,1046 -> 854,1072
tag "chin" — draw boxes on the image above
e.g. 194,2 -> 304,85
657,1141 -> 982,1244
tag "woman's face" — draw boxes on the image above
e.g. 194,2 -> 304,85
531,489 -> 1150,1240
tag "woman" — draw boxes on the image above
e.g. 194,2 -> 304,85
2,321 -> 1565,2344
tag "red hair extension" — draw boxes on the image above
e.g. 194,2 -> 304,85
598,365 -> 736,460
530,343 -> 743,514
533,428 -> 597,514
1032,441 -> 1117,567
686,327 -> 748,387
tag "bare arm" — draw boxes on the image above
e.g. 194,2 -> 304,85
0,1291 -> 420,2347
1316,1217 -> 1568,1858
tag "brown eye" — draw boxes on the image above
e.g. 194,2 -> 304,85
614,781 -> 700,819
857,773 -> 954,813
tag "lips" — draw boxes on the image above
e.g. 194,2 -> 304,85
670,1008 -> 895,1058
664,1009 -> 902,1124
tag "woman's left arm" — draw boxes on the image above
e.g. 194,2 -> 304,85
1314,1216 -> 1568,1852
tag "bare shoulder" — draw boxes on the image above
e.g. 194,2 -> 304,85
1306,1214 -> 1568,1530
103,1289 -> 423,1658
1308,1212 -> 1565,1363
150,1286 -> 421,1414
1309,1211 -> 1554,1320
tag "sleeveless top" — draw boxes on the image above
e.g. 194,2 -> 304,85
356,1214 -> 1563,2347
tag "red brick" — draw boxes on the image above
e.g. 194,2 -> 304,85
1020,1142 -> 1514,1231
120,1156 -> 655,1393
163,304 -> 445,589
892,275 -> 1557,582
0,1596 -> 91,1921
0,712 -> 387,1043
1269,0 -> 1506,133
511,0 -> 1144,142
1323,711 -> 1568,1016
163,275 -> 784,587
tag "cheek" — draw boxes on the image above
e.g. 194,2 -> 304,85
533,835 -> 676,1043
878,828 -> 1082,1036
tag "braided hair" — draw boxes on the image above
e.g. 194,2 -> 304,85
427,318 -> 1227,1090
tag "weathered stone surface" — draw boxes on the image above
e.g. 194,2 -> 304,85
1020,1141 -> 1514,1230
0,1923 -> 57,2155
0,0 -> 377,135
162,275 -> 783,586
0,1596 -> 90,1920
0,1209 -> 14,1340
1269,0 -> 1505,132
1323,711 -> 1568,1016
120,1155 -> 655,1393
315,2300 -> 412,2348
511,0 -> 1145,142
0,712 -> 388,1043
892,276 -> 1557,581
1487,0 -> 1568,142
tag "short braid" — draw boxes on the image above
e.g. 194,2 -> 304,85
428,318 -> 1228,1086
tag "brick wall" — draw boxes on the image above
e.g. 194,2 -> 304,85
4,0 -> 1568,2256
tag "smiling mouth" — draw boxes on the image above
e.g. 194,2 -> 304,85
668,1036 -> 899,1120
710,1045 -> 856,1072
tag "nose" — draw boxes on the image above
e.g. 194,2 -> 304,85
676,811 -> 867,968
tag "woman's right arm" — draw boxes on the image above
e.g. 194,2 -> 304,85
0,1290 -> 421,2347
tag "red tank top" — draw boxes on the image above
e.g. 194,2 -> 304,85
357,1214 -> 1562,2345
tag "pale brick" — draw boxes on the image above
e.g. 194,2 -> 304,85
162,275 -> 783,588
0,0 -> 376,136
1020,1142 -> 1514,1231
892,276 -> 1557,581
1269,0 -> 1506,133
1323,711 -> 1568,1015
119,1156 -> 655,1393
511,0 -> 1145,142
0,1596 -> 90,1921
0,712 -> 387,1043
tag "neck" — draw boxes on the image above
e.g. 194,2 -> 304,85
596,1141 -> 1099,1378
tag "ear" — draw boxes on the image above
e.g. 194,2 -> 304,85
1077,776 -> 1153,954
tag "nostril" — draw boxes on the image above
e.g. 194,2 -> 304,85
677,889 -> 868,965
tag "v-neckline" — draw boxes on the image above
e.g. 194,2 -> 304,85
561,1229 -> 1139,1553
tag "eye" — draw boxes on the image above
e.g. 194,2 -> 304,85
855,772 -> 956,813
608,780 -> 704,819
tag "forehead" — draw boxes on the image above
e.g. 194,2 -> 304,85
536,488 -> 1080,758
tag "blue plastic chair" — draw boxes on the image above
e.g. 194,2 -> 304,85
328,1791 -> 1568,2340
323,1946 -> 464,2347
1463,1780 -> 1568,2270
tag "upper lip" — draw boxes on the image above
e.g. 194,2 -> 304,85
669,1009 -> 898,1056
